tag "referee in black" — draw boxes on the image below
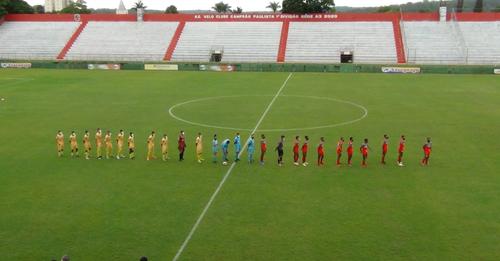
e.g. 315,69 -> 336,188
276,135 -> 285,167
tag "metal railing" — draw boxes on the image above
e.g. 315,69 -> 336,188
405,48 -> 464,64
450,9 -> 469,64
399,8 -> 410,63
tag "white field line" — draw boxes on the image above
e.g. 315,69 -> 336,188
168,95 -> 368,132
172,73 -> 293,261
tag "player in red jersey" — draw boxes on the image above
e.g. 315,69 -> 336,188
317,137 -> 325,166
397,135 -> 406,166
293,136 -> 300,166
260,134 -> 267,165
381,134 -> 389,164
360,138 -> 370,167
301,136 -> 309,166
336,137 -> 344,166
421,137 -> 432,166
347,137 -> 354,166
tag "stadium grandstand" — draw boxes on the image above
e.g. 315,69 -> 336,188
0,11 -> 499,65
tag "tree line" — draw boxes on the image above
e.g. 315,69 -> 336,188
137,0 -> 499,14
339,0 -> 499,13
1,0 -> 499,19
0,0 -> 334,17
0,0 -> 91,16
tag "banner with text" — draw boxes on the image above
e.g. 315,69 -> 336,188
88,64 -> 121,70
382,67 -> 421,74
193,14 -> 339,20
494,69 -> 500,75
145,64 -> 179,71
1,62 -> 32,69
199,64 -> 236,72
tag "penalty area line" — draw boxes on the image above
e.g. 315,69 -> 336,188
172,73 -> 293,261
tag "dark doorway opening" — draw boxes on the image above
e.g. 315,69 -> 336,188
341,51 -> 353,63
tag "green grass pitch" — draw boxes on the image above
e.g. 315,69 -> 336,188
0,69 -> 499,260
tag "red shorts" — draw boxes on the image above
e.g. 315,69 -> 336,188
347,149 -> 353,156
336,149 -> 342,155
424,149 -> 431,156
383,145 -> 388,153
261,145 -> 267,152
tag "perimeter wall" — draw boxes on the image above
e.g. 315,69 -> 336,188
1,61 -> 497,74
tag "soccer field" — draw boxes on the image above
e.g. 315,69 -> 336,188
0,69 -> 499,260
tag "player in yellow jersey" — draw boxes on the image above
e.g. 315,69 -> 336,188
116,129 -> 125,159
95,128 -> 103,159
105,131 -> 113,159
196,132 -> 204,163
128,132 -> 136,160
56,130 -> 64,157
161,134 -> 169,161
147,131 -> 156,161
69,131 -> 79,157
83,130 -> 91,160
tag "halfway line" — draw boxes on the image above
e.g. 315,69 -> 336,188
172,73 -> 293,261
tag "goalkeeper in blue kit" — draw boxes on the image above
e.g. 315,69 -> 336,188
247,134 -> 255,164
234,133 -> 241,162
222,139 -> 230,164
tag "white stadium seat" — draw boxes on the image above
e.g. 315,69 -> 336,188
0,22 -> 80,60
171,22 -> 282,63
285,22 -> 398,64
458,22 -> 500,65
403,21 -> 465,64
0,20 -> 498,65
65,22 -> 179,62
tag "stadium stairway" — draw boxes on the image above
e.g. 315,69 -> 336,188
57,21 -> 88,60
164,21 -> 186,61
277,21 -> 290,63
392,18 -> 406,63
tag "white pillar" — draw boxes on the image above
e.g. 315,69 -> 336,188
439,6 -> 447,22
137,8 -> 144,22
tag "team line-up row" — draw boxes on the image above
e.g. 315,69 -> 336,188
55,129 -> 433,167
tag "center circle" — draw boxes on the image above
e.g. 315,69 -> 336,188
168,95 -> 368,132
